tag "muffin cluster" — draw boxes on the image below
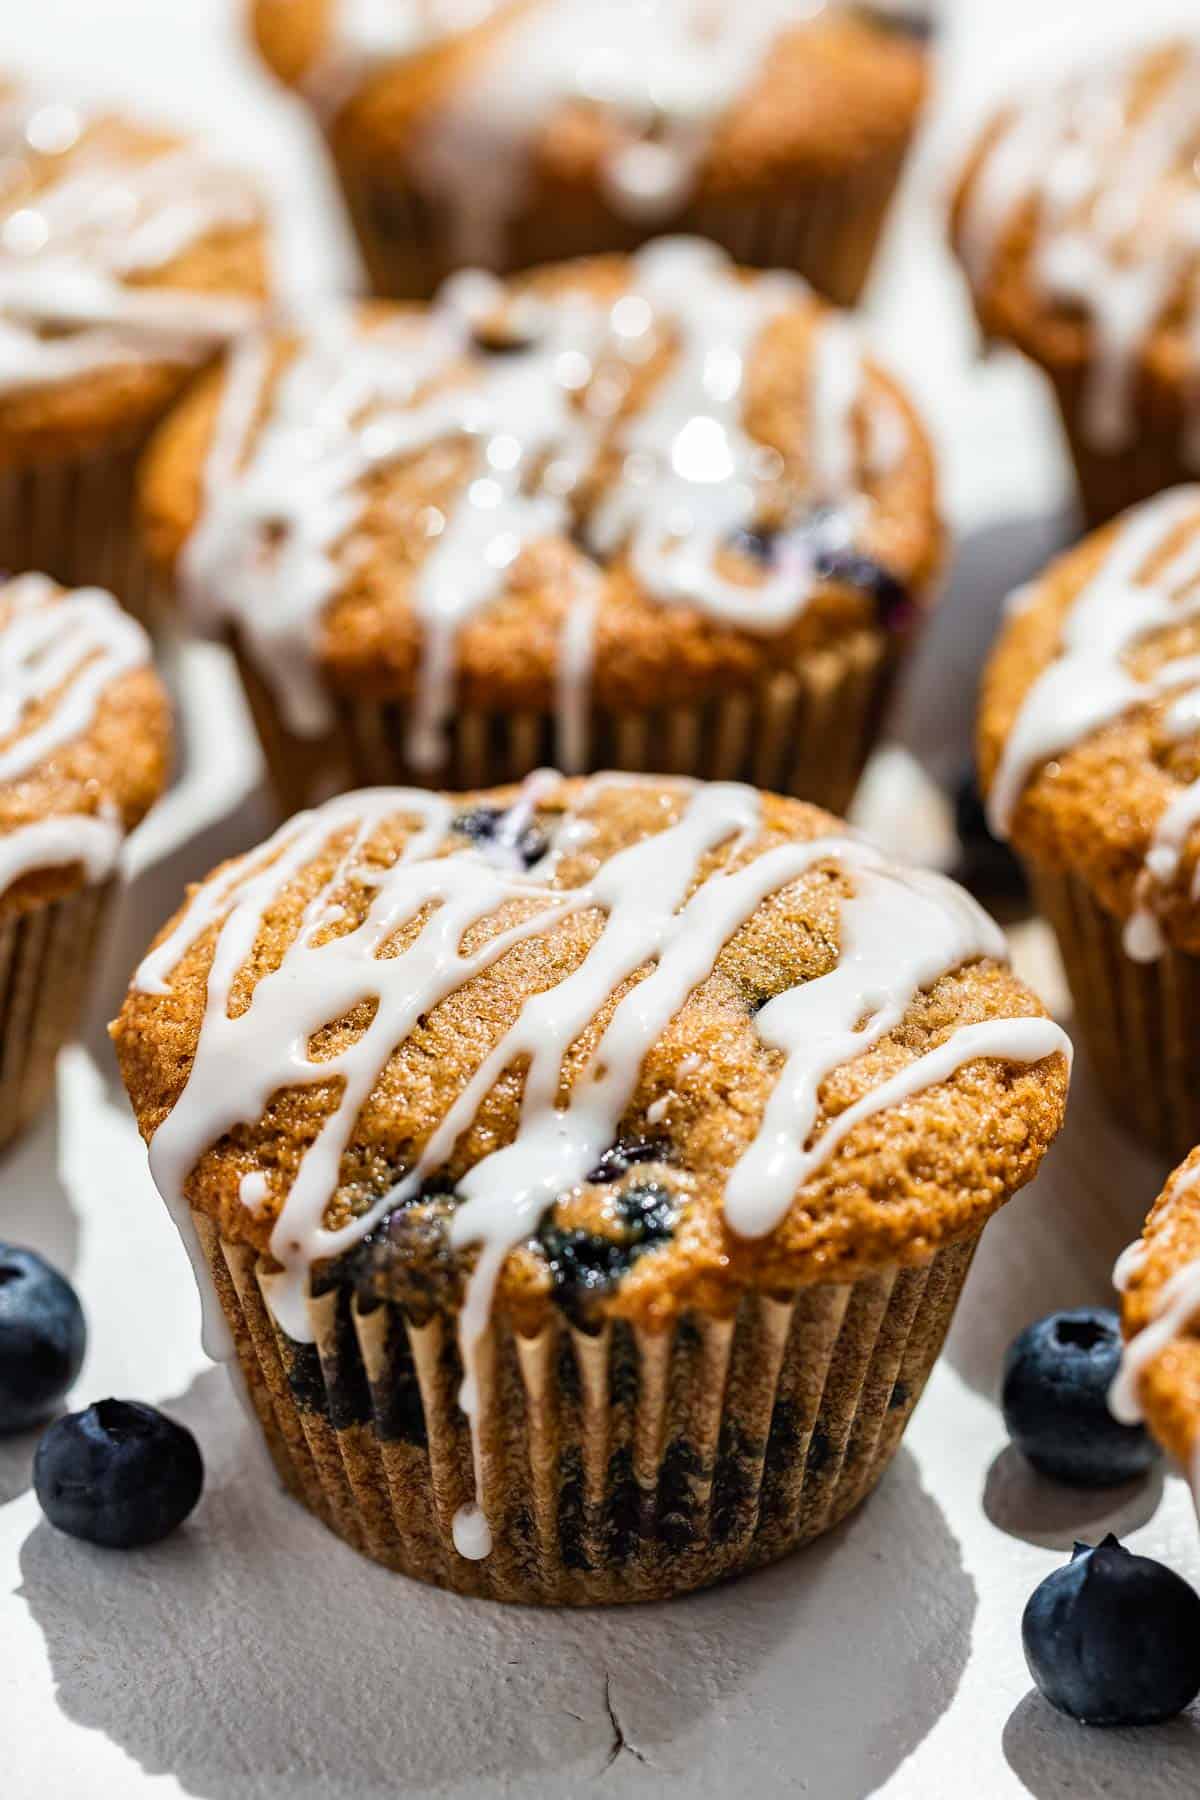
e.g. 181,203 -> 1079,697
15,0 -> 1200,1629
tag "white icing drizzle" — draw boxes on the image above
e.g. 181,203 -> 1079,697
989,486 -> 1200,961
961,46 -> 1200,456
1111,1162 -> 1200,1506
183,236 -> 879,771
0,574 -> 150,895
132,771 -> 1068,1559
0,88 -> 263,395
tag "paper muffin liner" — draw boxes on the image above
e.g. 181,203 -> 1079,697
1029,861 -> 1200,1161
330,139 -> 911,308
233,625 -> 896,820
1045,369 -> 1196,530
193,1210 -> 978,1604
0,442 -> 161,628
0,879 -> 114,1151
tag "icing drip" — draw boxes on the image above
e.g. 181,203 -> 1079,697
962,47 -> 1200,456
133,771 -> 1068,1560
406,0 -> 808,264
0,89 -> 263,395
1111,1163 -> 1200,1507
183,237 -> 879,771
0,575 -> 149,894
989,487 -> 1200,960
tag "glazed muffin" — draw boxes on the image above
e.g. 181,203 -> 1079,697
1114,1149 -> 1200,1503
113,770 -> 1068,1603
0,80 -> 270,622
251,0 -> 931,307
139,237 -> 944,818
952,40 -> 1200,527
0,573 -> 170,1148
979,485 -> 1200,1159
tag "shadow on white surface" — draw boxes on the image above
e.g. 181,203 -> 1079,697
890,500 -> 1080,793
982,1446 -> 1165,1552
17,1368 -> 976,1799
944,1047 -> 1170,1401
1002,1688 -> 1200,1797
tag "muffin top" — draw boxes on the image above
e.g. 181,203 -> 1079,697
0,81 -> 269,466
139,237 -> 942,771
0,573 -> 171,917
951,40 -> 1200,456
114,769 -> 1068,1350
979,486 -> 1200,959
252,1 -> 928,262
1116,1150 -> 1200,1494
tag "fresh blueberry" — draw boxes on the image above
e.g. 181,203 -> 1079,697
1002,1308 -> 1160,1488
953,765 -> 1027,898
0,1244 -> 86,1434
452,804 -> 548,869
729,518 -> 913,633
1023,1536 -> 1200,1726
812,545 -> 914,634
34,1399 -> 203,1549
538,1181 -> 676,1309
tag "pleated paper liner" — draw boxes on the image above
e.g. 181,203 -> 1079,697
232,625 -> 896,820
1030,861 -> 1200,1162
1044,364 -> 1197,531
0,440 -> 162,630
330,139 -> 911,309
0,879 -> 114,1151
193,1209 -> 978,1605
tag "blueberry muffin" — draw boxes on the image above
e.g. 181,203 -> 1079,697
952,41 -> 1200,526
252,0 -> 931,307
0,573 -> 170,1148
1115,1148 -> 1200,1504
0,80 -> 269,622
113,770 -> 1068,1602
139,238 -> 943,817
979,485 -> 1200,1158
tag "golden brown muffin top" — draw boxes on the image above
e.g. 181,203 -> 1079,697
0,81 -> 270,466
113,772 -> 1068,1336
139,240 -> 942,767
252,1 -> 928,194
951,41 -> 1200,454
0,574 -> 171,918
1119,1149 -> 1200,1486
979,486 -> 1200,957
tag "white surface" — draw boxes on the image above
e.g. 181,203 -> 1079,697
1,3 -> 1200,1796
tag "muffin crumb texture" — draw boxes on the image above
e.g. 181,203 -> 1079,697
980,487 -> 1200,959
1118,1150 -> 1200,1495
0,573 -> 169,915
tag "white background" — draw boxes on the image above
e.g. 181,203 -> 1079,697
1,3 -> 1199,1795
